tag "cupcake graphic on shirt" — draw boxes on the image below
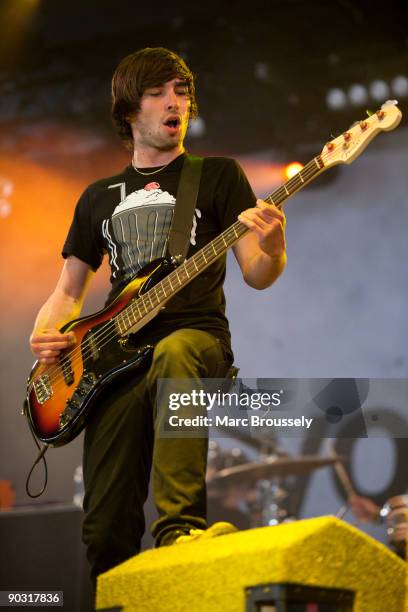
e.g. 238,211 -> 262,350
105,185 -> 176,275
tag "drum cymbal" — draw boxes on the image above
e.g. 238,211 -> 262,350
209,455 -> 342,484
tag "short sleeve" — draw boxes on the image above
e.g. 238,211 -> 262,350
62,187 -> 104,271
216,158 -> 257,230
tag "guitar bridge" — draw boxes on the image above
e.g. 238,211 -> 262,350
33,373 -> 52,405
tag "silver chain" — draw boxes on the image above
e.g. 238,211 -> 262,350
131,159 -> 171,176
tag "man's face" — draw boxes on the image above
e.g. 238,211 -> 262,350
130,78 -> 191,152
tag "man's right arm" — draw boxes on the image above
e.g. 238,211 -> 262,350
30,256 -> 94,365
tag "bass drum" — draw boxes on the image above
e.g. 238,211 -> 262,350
380,494 -> 408,559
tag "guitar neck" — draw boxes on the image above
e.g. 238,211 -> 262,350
116,154 -> 326,335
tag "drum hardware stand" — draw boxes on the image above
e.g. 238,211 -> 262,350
254,477 -> 290,527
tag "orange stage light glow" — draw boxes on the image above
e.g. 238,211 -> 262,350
284,162 -> 304,180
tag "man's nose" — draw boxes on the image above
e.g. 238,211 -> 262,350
165,90 -> 179,109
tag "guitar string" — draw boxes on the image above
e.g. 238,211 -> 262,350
31,151 -> 335,394
39,110 -> 393,401
31,149 -> 340,394
33,156 -> 324,395
33,220 -> 250,391
32,123 -> 379,395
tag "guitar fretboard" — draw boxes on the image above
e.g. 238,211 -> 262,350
115,154 -> 324,335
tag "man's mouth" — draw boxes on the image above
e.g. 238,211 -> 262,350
164,117 -> 181,131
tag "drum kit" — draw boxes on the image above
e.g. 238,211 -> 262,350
206,440 -> 407,559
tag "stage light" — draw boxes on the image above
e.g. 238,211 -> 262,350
391,75 -> 408,97
254,62 -> 269,82
188,116 -> 206,138
369,79 -> 390,101
0,176 -> 13,198
0,200 -> 12,218
284,162 -> 304,180
326,88 -> 347,110
348,84 -> 368,106
0,176 -> 13,217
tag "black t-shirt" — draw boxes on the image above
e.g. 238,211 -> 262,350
62,153 -> 256,351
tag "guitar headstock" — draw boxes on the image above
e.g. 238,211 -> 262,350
321,100 -> 402,168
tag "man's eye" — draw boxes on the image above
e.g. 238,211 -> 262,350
147,91 -> 161,96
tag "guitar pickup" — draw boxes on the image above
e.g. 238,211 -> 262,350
59,398 -> 79,428
33,373 -> 52,405
85,332 -> 100,361
78,371 -> 97,392
60,354 -> 74,386
58,371 -> 97,430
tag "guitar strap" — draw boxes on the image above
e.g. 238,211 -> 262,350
167,154 -> 203,260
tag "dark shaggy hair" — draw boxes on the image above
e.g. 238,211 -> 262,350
111,47 -> 198,150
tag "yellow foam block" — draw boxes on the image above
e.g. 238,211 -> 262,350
96,516 -> 405,612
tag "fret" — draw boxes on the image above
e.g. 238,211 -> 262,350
183,265 -> 190,278
298,172 -> 304,183
193,258 -> 199,272
161,283 -> 167,298
136,301 -> 143,319
146,293 -> 154,309
127,305 -> 135,325
123,309 -> 130,331
233,225 -> 239,238
174,269 -> 182,285
212,242 -> 217,256
222,235 -> 228,247
284,185 -> 290,196
314,157 -> 321,169
126,305 -> 134,326
168,276 -> 174,292
116,316 -> 124,335
152,286 -> 160,303
202,252 -> 208,264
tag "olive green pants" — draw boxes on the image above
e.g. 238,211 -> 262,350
82,328 -> 232,580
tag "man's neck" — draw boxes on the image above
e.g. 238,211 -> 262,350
132,146 -> 185,168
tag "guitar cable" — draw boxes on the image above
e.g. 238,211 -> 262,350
25,423 -> 49,498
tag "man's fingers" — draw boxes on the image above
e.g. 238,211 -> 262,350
39,357 -> 60,365
31,340 -> 73,351
256,199 -> 286,224
30,329 -> 76,362
238,212 -> 265,232
38,349 -> 63,357
239,210 -> 280,231
31,331 -> 75,344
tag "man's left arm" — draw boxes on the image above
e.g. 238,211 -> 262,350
233,199 -> 287,290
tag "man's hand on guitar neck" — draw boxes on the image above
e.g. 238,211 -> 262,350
238,199 -> 286,258
233,199 -> 287,290
30,328 -> 76,365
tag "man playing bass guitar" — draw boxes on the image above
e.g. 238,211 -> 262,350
29,47 -> 286,586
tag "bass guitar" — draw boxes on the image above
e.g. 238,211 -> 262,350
24,101 -> 402,447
